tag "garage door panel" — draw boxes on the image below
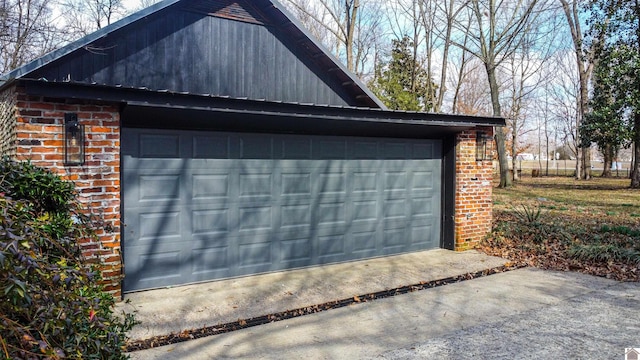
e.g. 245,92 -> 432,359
281,173 -> 312,197
352,171 -> 378,193
138,174 -> 181,202
382,142 -> 411,159
281,204 -> 311,229
281,138 -> 312,159
122,171 -> 183,206
351,141 -> 379,159
139,133 -> 181,158
123,242 -> 185,290
316,172 -> 347,194
239,136 -> 274,159
237,206 -> 273,233
190,245 -> 230,274
411,225 -> 435,246
317,234 -> 346,258
124,209 -> 183,246
238,242 -> 273,268
280,237 -> 312,263
123,129 -> 442,292
413,143 -> 435,158
352,200 -> 377,222
192,174 -> 230,200
411,198 -> 435,217
351,231 -> 378,253
412,170 -> 436,190
192,209 -> 229,235
316,203 -> 347,227
314,139 -> 347,159
193,135 -> 230,158
239,173 -> 272,199
383,228 -> 408,248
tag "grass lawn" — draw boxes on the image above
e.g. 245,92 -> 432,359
482,176 -> 640,281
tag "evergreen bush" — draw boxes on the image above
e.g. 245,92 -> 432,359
0,159 -> 136,359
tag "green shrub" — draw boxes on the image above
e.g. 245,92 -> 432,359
512,204 -> 545,224
599,224 -> 640,238
0,160 -> 75,215
568,243 -> 640,264
0,159 -> 136,359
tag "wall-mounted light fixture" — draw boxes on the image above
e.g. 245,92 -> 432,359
476,131 -> 492,161
64,113 -> 84,166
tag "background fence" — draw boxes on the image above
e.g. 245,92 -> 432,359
496,160 -> 634,178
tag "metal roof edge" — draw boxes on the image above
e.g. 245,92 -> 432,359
126,101 -> 492,127
267,0 -> 387,110
0,0 -> 180,82
19,79 -> 503,127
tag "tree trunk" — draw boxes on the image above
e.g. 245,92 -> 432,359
582,147 -> 591,179
574,97 -> 583,180
632,0 -> 640,188
602,144 -> 613,178
344,0 -> 359,72
632,112 -> 640,188
511,129 -> 519,181
486,63 -> 510,187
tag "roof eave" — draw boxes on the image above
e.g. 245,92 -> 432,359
18,78 -> 505,128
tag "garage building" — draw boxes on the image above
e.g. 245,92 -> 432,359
0,0 -> 502,295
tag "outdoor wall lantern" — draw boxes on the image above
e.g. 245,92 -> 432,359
476,131 -> 492,161
64,113 -> 85,166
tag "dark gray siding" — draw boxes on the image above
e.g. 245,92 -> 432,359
30,7 -> 353,106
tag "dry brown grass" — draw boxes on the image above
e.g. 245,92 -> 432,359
493,176 -> 640,225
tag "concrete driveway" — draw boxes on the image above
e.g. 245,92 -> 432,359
123,250 -> 640,359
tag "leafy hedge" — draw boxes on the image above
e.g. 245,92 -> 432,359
0,159 -> 136,359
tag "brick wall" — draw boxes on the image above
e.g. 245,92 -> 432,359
10,87 -> 123,297
454,127 -> 494,251
0,86 -> 18,156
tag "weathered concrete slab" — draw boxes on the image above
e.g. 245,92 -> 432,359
120,249 -> 507,342
128,268 -> 632,360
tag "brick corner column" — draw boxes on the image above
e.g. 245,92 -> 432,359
454,127 -> 494,251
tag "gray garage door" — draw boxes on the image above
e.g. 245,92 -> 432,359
122,129 -> 441,292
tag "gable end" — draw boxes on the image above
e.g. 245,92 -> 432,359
183,0 -> 269,25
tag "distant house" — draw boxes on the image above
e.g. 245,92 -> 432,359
0,0 -> 503,296
517,153 -> 536,161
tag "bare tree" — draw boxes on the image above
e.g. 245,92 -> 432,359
502,14 -> 558,181
559,0 -> 593,180
60,0 -> 125,37
285,0 -> 382,75
451,0 -> 552,187
430,0 -> 470,112
0,0 -> 59,73
385,0 -> 470,113
286,1 -> 336,53
134,0 -> 162,11
536,80 -> 557,175
449,58 -> 492,115
547,52 -> 581,166
449,15 -> 475,114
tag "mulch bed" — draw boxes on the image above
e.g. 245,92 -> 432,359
479,212 -> 640,282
